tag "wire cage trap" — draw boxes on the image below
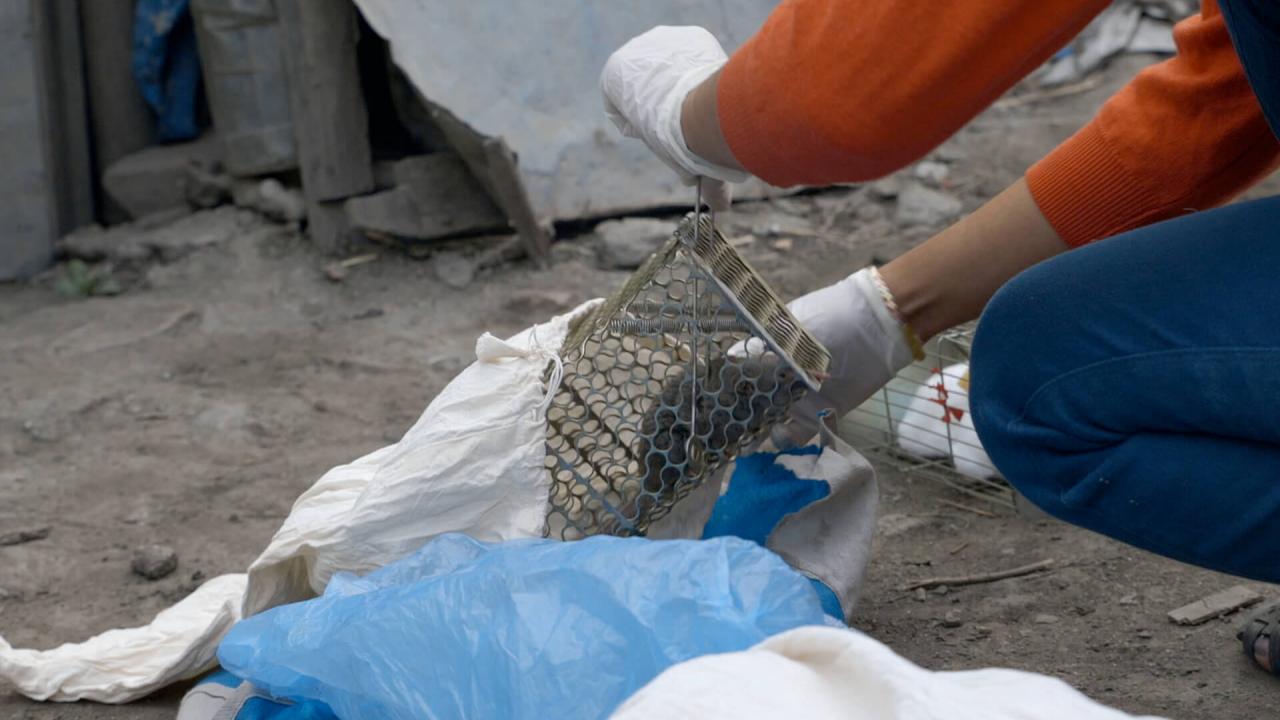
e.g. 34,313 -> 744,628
542,213 -> 831,540
840,324 -> 1014,507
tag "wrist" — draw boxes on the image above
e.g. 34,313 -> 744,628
676,68 -> 748,180
864,267 -> 926,362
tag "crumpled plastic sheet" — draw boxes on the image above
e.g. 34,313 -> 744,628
218,533 -> 828,720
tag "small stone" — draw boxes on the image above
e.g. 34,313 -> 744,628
233,179 -> 306,223
856,203 -> 885,222
914,161 -> 950,185
934,584 -> 950,596
1033,613 -> 1060,625
941,610 -> 963,628
0,526 -> 50,546
351,307 -> 385,320
914,588 -> 928,602
131,544 -> 178,580
123,506 -> 150,526
21,420 -> 59,443
594,218 -> 672,270
1119,593 -> 1139,606
434,251 -> 476,289
868,177 -> 901,200
503,289 -> 575,316
428,355 -> 466,375
1136,630 -> 1154,639
894,183 -> 963,227
972,624 -> 993,638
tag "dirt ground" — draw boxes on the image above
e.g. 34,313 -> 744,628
3,56 -> 1279,718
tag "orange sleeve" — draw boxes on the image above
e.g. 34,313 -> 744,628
717,0 -> 1111,185
1027,0 -> 1280,246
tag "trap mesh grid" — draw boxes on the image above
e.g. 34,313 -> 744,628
840,325 -> 1015,507
543,213 -> 830,540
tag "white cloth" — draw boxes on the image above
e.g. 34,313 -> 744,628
775,268 -> 915,449
0,300 -> 602,703
611,626 -> 1167,720
0,575 -> 247,702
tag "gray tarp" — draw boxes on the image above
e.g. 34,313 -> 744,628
351,0 -> 782,223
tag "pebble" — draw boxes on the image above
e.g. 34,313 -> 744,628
894,182 -> 963,227
434,251 -> 476,289
131,544 -> 178,581
1137,630 -> 1154,639
941,610 -> 964,628
1119,593 -> 1140,606
1033,613 -> 1061,625
868,177 -> 901,200
914,161 -> 950,184
914,588 -> 928,602
856,203 -> 885,222
594,218 -> 672,270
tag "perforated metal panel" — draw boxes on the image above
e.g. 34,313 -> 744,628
543,214 -> 830,540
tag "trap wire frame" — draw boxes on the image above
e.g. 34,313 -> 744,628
839,324 -> 1015,508
543,213 -> 831,540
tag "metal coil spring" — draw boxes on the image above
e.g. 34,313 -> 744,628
606,316 -> 751,335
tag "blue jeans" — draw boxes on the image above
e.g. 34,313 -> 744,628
970,196 -> 1280,583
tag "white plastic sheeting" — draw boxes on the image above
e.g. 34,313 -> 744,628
0,300 -> 601,703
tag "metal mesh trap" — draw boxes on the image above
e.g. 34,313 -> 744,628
543,213 -> 831,540
840,325 -> 1014,507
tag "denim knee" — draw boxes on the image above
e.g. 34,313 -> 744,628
969,270 -> 1065,514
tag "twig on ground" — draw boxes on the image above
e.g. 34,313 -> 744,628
903,559 -> 1055,591
948,542 -> 970,556
939,499 -> 996,518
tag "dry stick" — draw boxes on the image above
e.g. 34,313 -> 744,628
993,75 -> 1106,110
939,499 -> 996,518
948,542 -> 970,556
903,559 -> 1055,592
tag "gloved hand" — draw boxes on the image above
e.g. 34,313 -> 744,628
600,26 -> 749,211
702,447 -> 844,620
773,268 -> 918,449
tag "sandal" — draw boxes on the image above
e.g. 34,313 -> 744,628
1239,600 -> 1280,676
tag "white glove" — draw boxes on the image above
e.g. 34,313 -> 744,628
601,26 -> 750,211
773,268 -> 917,449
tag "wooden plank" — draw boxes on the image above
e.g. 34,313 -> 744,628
1168,585 -> 1263,626
417,98 -> 551,265
39,0 -> 95,232
79,0 -> 155,224
306,199 -> 353,256
0,0 -> 93,278
276,0 -> 374,203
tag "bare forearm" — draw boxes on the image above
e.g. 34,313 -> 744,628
680,70 -> 744,172
879,178 -> 1068,341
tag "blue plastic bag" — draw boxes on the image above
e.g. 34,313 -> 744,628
218,534 -> 826,720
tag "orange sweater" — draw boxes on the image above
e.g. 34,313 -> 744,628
718,0 -> 1280,247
